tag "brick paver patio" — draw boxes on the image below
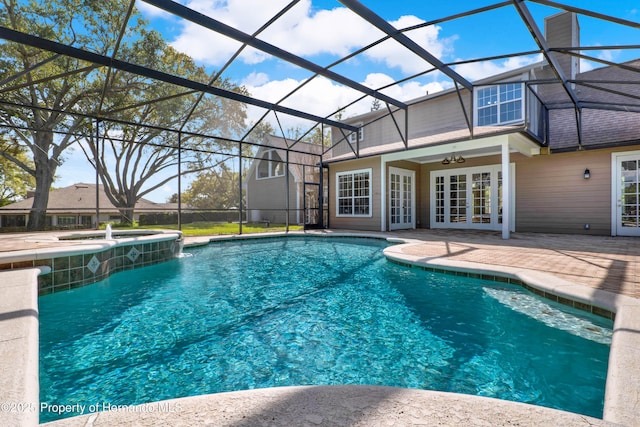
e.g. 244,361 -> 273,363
390,229 -> 640,300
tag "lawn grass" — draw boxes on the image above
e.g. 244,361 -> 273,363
136,221 -> 304,236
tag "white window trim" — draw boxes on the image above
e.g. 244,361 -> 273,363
336,168 -> 373,217
348,124 -> 364,144
474,82 -> 525,127
256,149 -> 285,180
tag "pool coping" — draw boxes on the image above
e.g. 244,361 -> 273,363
41,385 -> 617,426
0,230 -> 182,265
0,267 -> 43,427
0,231 -> 182,426
1,231 -> 637,425
381,237 -> 640,426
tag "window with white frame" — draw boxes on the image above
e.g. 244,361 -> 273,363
257,150 -> 285,179
476,83 -> 524,126
348,124 -> 364,144
336,169 -> 372,216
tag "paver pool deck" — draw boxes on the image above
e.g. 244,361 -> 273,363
1,229 -> 638,426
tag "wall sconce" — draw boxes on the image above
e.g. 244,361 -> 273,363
442,153 -> 465,165
583,168 -> 591,179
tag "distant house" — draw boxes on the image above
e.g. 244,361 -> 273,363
323,12 -> 640,237
245,135 -> 324,226
0,183 -> 179,230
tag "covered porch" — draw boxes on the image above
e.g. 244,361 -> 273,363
379,131 -> 542,239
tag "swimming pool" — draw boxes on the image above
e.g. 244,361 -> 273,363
39,236 -> 612,422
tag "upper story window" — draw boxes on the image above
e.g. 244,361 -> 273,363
336,168 -> 372,217
348,124 -> 364,144
476,83 -> 524,126
257,150 -> 285,179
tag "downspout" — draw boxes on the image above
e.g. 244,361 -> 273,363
381,156 -> 387,232
238,140 -> 243,235
285,150 -> 290,232
95,119 -> 100,229
177,131 -> 182,231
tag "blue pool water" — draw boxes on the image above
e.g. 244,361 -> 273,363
39,237 -> 612,422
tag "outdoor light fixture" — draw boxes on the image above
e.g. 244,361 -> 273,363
584,168 -> 591,179
442,153 -> 465,165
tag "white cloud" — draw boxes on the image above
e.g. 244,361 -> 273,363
243,73 -> 448,132
243,76 -> 360,131
259,3 -> 382,57
362,73 -> 445,100
135,0 -> 173,19
242,72 -> 270,87
579,48 -> 620,73
453,55 -> 543,82
170,0 -> 293,65
364,16 -> 455,74
165,1 -> 456,133
168,0 -> 453,75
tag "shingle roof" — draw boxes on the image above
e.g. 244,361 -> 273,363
548,59 -> 640,150
0,183 -> 178,214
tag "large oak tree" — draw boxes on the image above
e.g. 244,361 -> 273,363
0,0 -> 141,229
0,0 -> 249,228
0,137 -> 35,206
80,30 -> 248,224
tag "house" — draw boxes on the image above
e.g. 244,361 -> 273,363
245,135 -> 324,226
324,12 -> 640,238
0,183 -> 179,230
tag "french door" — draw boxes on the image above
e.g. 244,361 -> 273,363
613,151 -> 640,236
389,167 -> 415,230
431,164 -> 514,231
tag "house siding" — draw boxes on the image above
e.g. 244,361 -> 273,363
246,172 -> 300,224
417,146 -> 633,235
329,158 -> 381,230
408,92 -> 472,138
515,149 -> 613,234
322,15 -> 640,237
328,144 -> 637,235
331,91 -> 473,159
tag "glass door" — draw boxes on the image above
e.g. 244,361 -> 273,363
449,174 -> 467,224
431,164 -> 512,230
614,153 -> 640,236
389,167 -> 415,230
471,172 -> 491,224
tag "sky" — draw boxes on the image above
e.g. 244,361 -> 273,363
56,0 -> 639,201
137,0 -> 638,106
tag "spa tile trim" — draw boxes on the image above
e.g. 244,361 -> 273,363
35,239 -> 179,295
